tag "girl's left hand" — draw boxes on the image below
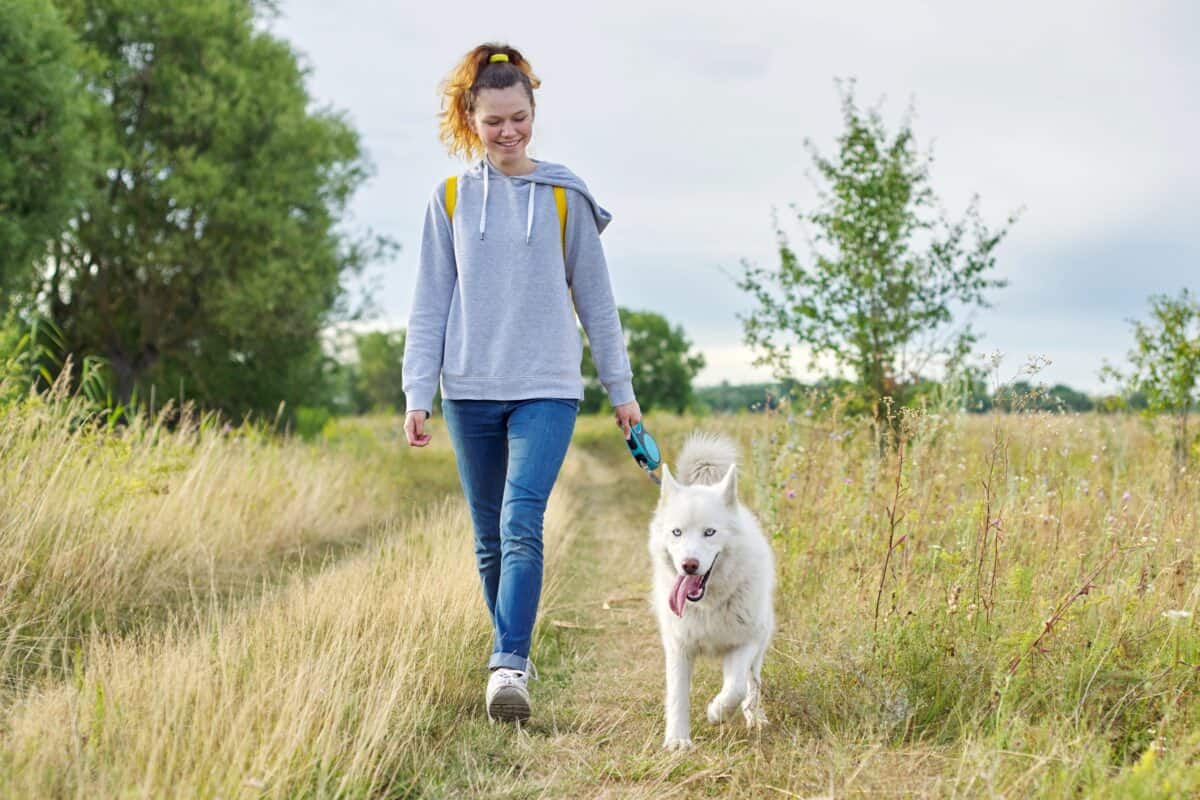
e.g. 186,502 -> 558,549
614,400 -> 642,439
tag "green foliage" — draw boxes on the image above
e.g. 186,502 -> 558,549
38,0 -> 390,418
580,307 -> 705,414
737,80 -> 1016,413
992,381 -> 1096,413
351,329 -> 406,413
0,0 -> 87,302
292,405 -> 332,440
0,311 -> 64,401
1102,288 -> 1200,462
693,380 -> 796,413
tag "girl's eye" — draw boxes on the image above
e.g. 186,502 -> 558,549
671,528 -> 682,537
703,528 -> 717,537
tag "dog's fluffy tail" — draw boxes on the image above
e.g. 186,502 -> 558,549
673,431 -> 738,487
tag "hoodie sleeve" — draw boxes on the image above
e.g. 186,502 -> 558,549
402,183 -> 457,416
564,188 -> 636,408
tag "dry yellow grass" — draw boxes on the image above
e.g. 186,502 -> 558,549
0,389 -> 455,700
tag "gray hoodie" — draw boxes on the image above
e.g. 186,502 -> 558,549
402,157 -> 636,415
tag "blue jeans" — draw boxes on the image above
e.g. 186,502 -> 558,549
441,397 -> 579,671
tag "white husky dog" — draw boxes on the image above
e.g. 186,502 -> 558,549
648,431 -> 776,750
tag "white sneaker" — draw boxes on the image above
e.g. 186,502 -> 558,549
486,665 -> 535,722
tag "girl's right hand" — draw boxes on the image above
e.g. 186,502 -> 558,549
405,410 -> 432,447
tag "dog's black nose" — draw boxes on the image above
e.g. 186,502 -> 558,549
682,558 -> 700,575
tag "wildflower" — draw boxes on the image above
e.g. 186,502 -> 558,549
1123,491 -> 1132,503
786,490 -> 795,499
1090,454 -> 1100,463
843,477 -> 853,485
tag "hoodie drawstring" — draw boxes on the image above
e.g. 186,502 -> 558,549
479,159 -> 489,240
525,181 -> 536,244
479,158 -> 538,246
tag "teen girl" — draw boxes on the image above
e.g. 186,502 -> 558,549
402,43 -> 641,722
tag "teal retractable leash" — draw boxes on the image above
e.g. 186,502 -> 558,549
625,421 -> 662,485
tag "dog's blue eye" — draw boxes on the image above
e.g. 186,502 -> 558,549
671,528 -> 682,537
703,528 -> 717,537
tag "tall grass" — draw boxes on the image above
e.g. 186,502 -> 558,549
0,381 -> 456,701
748,401 -> 1200,796
0,489 -> 580,796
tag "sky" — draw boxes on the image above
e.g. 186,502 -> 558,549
268,1 -> 1198,393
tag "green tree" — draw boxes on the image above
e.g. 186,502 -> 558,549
0,0 -> 86,302
581,307 -> 705,414
1102,289 -> 1200,465
352,329 -> 406,413
40,0 -> 387,417
737,81 -> 1016,414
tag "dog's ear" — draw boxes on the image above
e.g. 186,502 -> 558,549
717,464 -> 737,507
660,463 -> 679,499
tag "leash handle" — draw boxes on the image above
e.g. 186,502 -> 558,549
626,421 -> 663,484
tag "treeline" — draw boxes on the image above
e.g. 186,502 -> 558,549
692,378 -> 1157,415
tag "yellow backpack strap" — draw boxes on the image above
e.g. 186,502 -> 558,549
554,185 -> 567,257
445,175 -> 457,220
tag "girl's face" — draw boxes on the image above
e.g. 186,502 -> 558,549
472,85 -> 534,164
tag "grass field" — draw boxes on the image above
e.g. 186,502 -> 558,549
1,390 -> 1198,797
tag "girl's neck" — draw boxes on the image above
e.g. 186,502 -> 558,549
486,153 -> 536,177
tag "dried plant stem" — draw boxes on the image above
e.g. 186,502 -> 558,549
874,436 -> 906,634
1005,542 -> 1122,677
975,424 -> 1008,622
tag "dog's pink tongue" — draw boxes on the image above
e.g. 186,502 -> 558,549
669,574 -> 705,617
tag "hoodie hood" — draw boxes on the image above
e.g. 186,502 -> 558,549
466,157 -> 612,243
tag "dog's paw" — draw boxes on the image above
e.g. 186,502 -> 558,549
663,736 -> 694,751
707,696 -> 737,724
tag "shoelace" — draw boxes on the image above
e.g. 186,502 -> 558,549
493,659 -> 539,687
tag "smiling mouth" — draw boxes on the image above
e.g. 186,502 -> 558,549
668,554 -> 717,618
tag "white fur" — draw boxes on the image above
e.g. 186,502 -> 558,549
648,431 -> 776,750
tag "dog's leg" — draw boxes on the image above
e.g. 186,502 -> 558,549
707,644 -> 755,724
662,639 -> 693,750
742,642 -> 769,729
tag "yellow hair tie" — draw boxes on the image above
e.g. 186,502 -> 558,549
488,53 -> 509,63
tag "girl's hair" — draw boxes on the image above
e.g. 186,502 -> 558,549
438,43 -> 541,161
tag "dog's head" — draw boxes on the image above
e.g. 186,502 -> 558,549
650,462 -> 740,616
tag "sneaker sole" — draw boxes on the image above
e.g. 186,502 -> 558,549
487,686 -> 531,722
